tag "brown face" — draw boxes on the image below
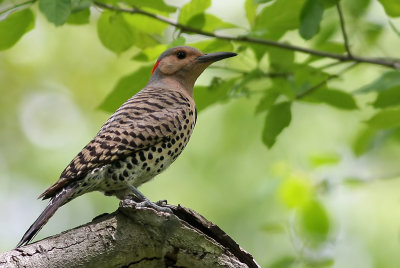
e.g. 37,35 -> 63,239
157,47 -> 205,76
151,46 -> 237,91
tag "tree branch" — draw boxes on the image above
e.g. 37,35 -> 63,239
0,0 -> 36,16
93,2 -> 400,70
0,201 -> 259,268
336,2 -> 352,57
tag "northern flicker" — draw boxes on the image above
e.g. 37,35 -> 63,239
16,46 -> 236,248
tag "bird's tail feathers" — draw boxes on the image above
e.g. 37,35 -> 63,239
16,185 -> 76,248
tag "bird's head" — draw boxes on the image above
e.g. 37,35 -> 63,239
149,46 -> 237,95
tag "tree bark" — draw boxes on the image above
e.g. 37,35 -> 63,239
0,200 -> 259,267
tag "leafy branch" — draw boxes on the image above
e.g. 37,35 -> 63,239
296,62 -> 359,99
93,1 -> 400,70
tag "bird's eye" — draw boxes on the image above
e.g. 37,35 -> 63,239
176,51 -> 186,59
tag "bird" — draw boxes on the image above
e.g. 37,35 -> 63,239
16,46 -> 237,248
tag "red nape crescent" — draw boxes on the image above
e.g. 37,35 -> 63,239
152,60 -> 160,74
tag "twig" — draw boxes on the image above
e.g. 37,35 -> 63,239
336,2 -> 352,57
0,0 -> 36,16
296,62 -> 359,99
93,1 -> 400,70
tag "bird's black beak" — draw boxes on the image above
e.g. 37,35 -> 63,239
197,52 -> 237,63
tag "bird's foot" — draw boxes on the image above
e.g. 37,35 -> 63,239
135,199 -> 172,214
125,185 -> 172,213
155,199 -> 168,206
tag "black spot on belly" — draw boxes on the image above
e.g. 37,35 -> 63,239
115,161 -> 121,168
123,170 -> 129,177
157,147 -> 162,153
146,167 -> 151,172
119,174 -> 125,181
139,151 -> 146,161
127,163 -> 132,169
112,174 -> 118,181
148,152 -> 153,160
160,156 -> 164,161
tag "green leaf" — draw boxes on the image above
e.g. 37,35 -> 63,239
319,0 -> 339,8
190,39 -> 233,53
298,199 -> 330,244
67,8 -> 90,25
245,0 -> 257,28
292,65 -> 330,97
299,0 -> 324,40
0,9 -> 35,50
262,101 -> 292,148
249,44 -> 267,61
254,0 -> 306,39
373,86 -> 400,108
178,0 -> 211,24
187,13 -> 236,32
194,77 -> 238,112
125,0 -> 176,13
271,78 -> 295,100
132,38 -> 186,62
378,0 -> 400,17
357,71 -> 400,93
255,0 -> 274,3
313,41 -> 346,54
255,91 -> 279,114
344,0 -> 371,17
352,127 -> 376,156
366,107 -> 400,129
97,11 -> 134,54
279,177 -> 313,208
304,88 -> 358,110
268,256 -> 296,268
132,44 -> 168,62
268,47 -> 295,72
309,152 -> 340,167
39,0 -> 72,26
124,13 -> 167,35
98,66 -> 153,113
71,0 -> 92,11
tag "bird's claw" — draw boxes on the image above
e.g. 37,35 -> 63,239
135,199 -> 172,214
155,199 -> 168,206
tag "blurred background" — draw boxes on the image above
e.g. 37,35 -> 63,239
1,0 -> 400,267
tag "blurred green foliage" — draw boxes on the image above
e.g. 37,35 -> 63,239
1,0 -> 400,267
